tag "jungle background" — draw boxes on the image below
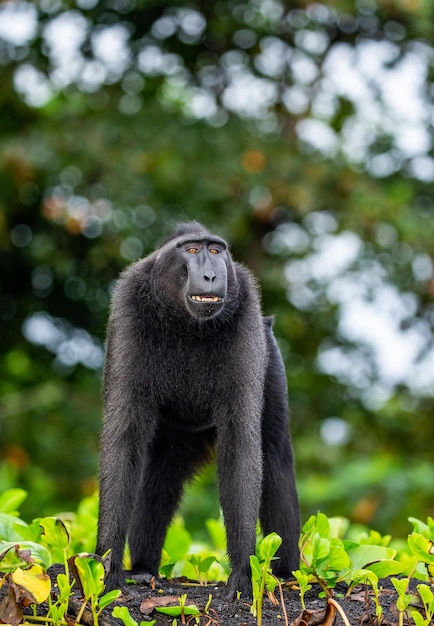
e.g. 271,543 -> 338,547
0,0 -> 433,543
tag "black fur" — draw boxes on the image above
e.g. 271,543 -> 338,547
96,222 -> 300,597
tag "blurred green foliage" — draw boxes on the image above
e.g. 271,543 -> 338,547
0,0 -> 433,537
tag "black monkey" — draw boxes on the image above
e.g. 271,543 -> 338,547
96,222 -> 300,598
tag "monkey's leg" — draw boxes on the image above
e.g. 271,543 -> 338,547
128,425 -> 214,575
97,426 -> 144,591
217,418 -> 263,599
259,351 -> 300,577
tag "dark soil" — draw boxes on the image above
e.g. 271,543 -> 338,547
0,569 -> 423,625
103,575 -> 409,626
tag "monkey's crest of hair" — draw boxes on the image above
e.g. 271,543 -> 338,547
162,221 -> 210,244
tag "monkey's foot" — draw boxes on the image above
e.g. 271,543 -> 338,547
226,571 -> 252,600
104,569 -> 132,595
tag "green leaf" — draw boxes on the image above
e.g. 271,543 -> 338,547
409,518 -> 431,536
301,515 -> 317,536
367,560 -> 406,578
346,544 -> 396,570
341,540 -> 360,552
73,554 -> 105,598
156,605 -> 200,617
159,563 -> 175,579
391,577 -> 409,597
15,519 -> 44,544
312,536 -> 330,561
113,606 -> 153,626
293,570 -> 312,588
323,541 -> 350,571
112,606 -> 138,626
56,572 -> 73,597
347,568 -> 378,586
303,513 -> 331,540
417,583 -> 434,606
408,534 -> 434,564
315,513 -> 331,539
391,578 -> 411,612
359,530 -> 392,547
0,489 -> 27,515
328,517 -> 350,539
39,517 -> 70,552
259,532 -> 282,561
0,540 -> 52,569
0,513 -> 28,541
411,611 -> 427,626
99,589 -> 122,610
249,554 -> 261,581
198,555 -> 217,573
265,571 -> 278,592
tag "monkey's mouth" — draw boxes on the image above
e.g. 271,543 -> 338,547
190,295 -> 223,303
187,294 -> 225,319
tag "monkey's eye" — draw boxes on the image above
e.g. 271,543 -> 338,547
209,247 -> 220,255
186,246 -> 200,254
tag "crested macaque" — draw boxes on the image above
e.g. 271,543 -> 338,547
96,222 -> 300,597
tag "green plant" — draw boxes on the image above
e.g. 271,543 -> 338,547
250,532 -> 282,626
39,517 -> 74,624
0,549 -> 52,625
408,517 -> 434,580
0,488 -> 28,516
204,593 -> 213,614
70,552 -> 121,626
409,517 -> 434,538
297,513 -> 350,597
155,593 -> 201,624
292,569 -> 312,610
0,491 -> 122,626
187,554 -> 218,586
296,513 -> 408,625
391,577 -> 411,626
47,569 -> 76,625
9,490 -> 434,626
112,605 -> 155,626
411,584 -> 434,626
0,538 -> 51,574
298,513 -> 405,593
159,561 -> 176,579
0,508 -> 74,624
0,503 -> 52,574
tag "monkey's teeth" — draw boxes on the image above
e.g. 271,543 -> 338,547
192,296 -> 222,302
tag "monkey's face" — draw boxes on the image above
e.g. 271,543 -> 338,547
177,237 -> 228,320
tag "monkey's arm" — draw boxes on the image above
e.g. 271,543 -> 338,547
96,321 -> 156,591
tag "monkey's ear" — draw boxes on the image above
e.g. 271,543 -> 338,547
264,316 -> 275,328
